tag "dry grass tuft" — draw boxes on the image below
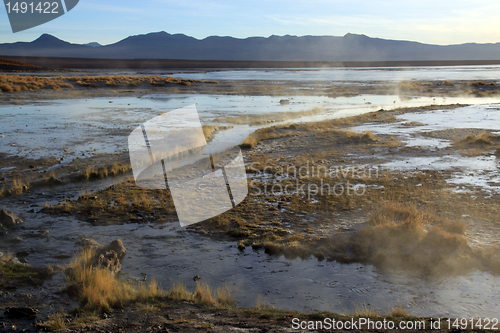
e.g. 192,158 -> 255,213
398,81 -> 423,92
202,124 -> 233,142
254,294 -> 275,310
468,81 -> 495,86
65,249 -> 235,311
241,126 -> 294,148
66,75 -> 205,88
194,281 -> 216,305
350,303 -> 381,318
37,312 -> 67,331
455,131 -> 500,148
83,163 -> 131,180
136,279 -> 163,303
216,283 -> 236,307
441,80 -> 455,86
0,74 -> 73,92
387,305 -> 411,318
0,74 -> 216,93
66,248 -> 135,311
110,163 -> 131,176
168,281 -> 191,300
351,201 -> 472,273
7,176 -> 29,195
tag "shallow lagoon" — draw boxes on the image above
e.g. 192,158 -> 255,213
1,66 -> 500,317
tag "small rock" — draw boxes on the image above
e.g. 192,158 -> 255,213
19,258 -> 27,264
16,250 -> 30,257
38,267 -> 55,279
95,251 -> 121,275
77,237 -> 103,250
105,239 -> 127,259
8,258 -> 22,265
21,275 -> 44,287
75,239 -> 127,275
279,99 -> 290,105
54,252 -> 72,259
4,307 -> 39,318
0,209 -> 23,229
12,237 -> 22,242
38,229 -> 50,237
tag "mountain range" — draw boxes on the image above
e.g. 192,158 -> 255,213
0,32 -> 499,62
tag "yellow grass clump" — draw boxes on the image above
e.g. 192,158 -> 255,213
398,81 -> 423,92
194,281 -> 216,305
350,303 -> 381,318
441,80 -> 455,86
0,74 -> 216,93
0,74 -> 73,92
468,81 -> 495,86
254,294 -> 275,310
65,248 -> 135,311
169,281 -> 191,300
455,131 -> 500,148
216,283 -> 237,307
135,279 -> 163,303
387,305 -> 411,318
65,248 -> 235,311
352,201 -> 472,273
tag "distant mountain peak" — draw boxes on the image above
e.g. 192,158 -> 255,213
1,32 -> 499,62
136,31 -> 171,38
32,33 -> 69,46
84,42 -> 102,47
343,33 -> 368,38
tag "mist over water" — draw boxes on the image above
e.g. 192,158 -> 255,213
172,65 -> 500,82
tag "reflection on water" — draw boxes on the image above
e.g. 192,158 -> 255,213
172,65 -> 500,82
350,104 -> 500,194
1,93 -> 499,160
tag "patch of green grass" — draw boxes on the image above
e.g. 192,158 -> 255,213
0,258 -> 44,289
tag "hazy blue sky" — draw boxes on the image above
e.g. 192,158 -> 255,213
1,0 -> 500,45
